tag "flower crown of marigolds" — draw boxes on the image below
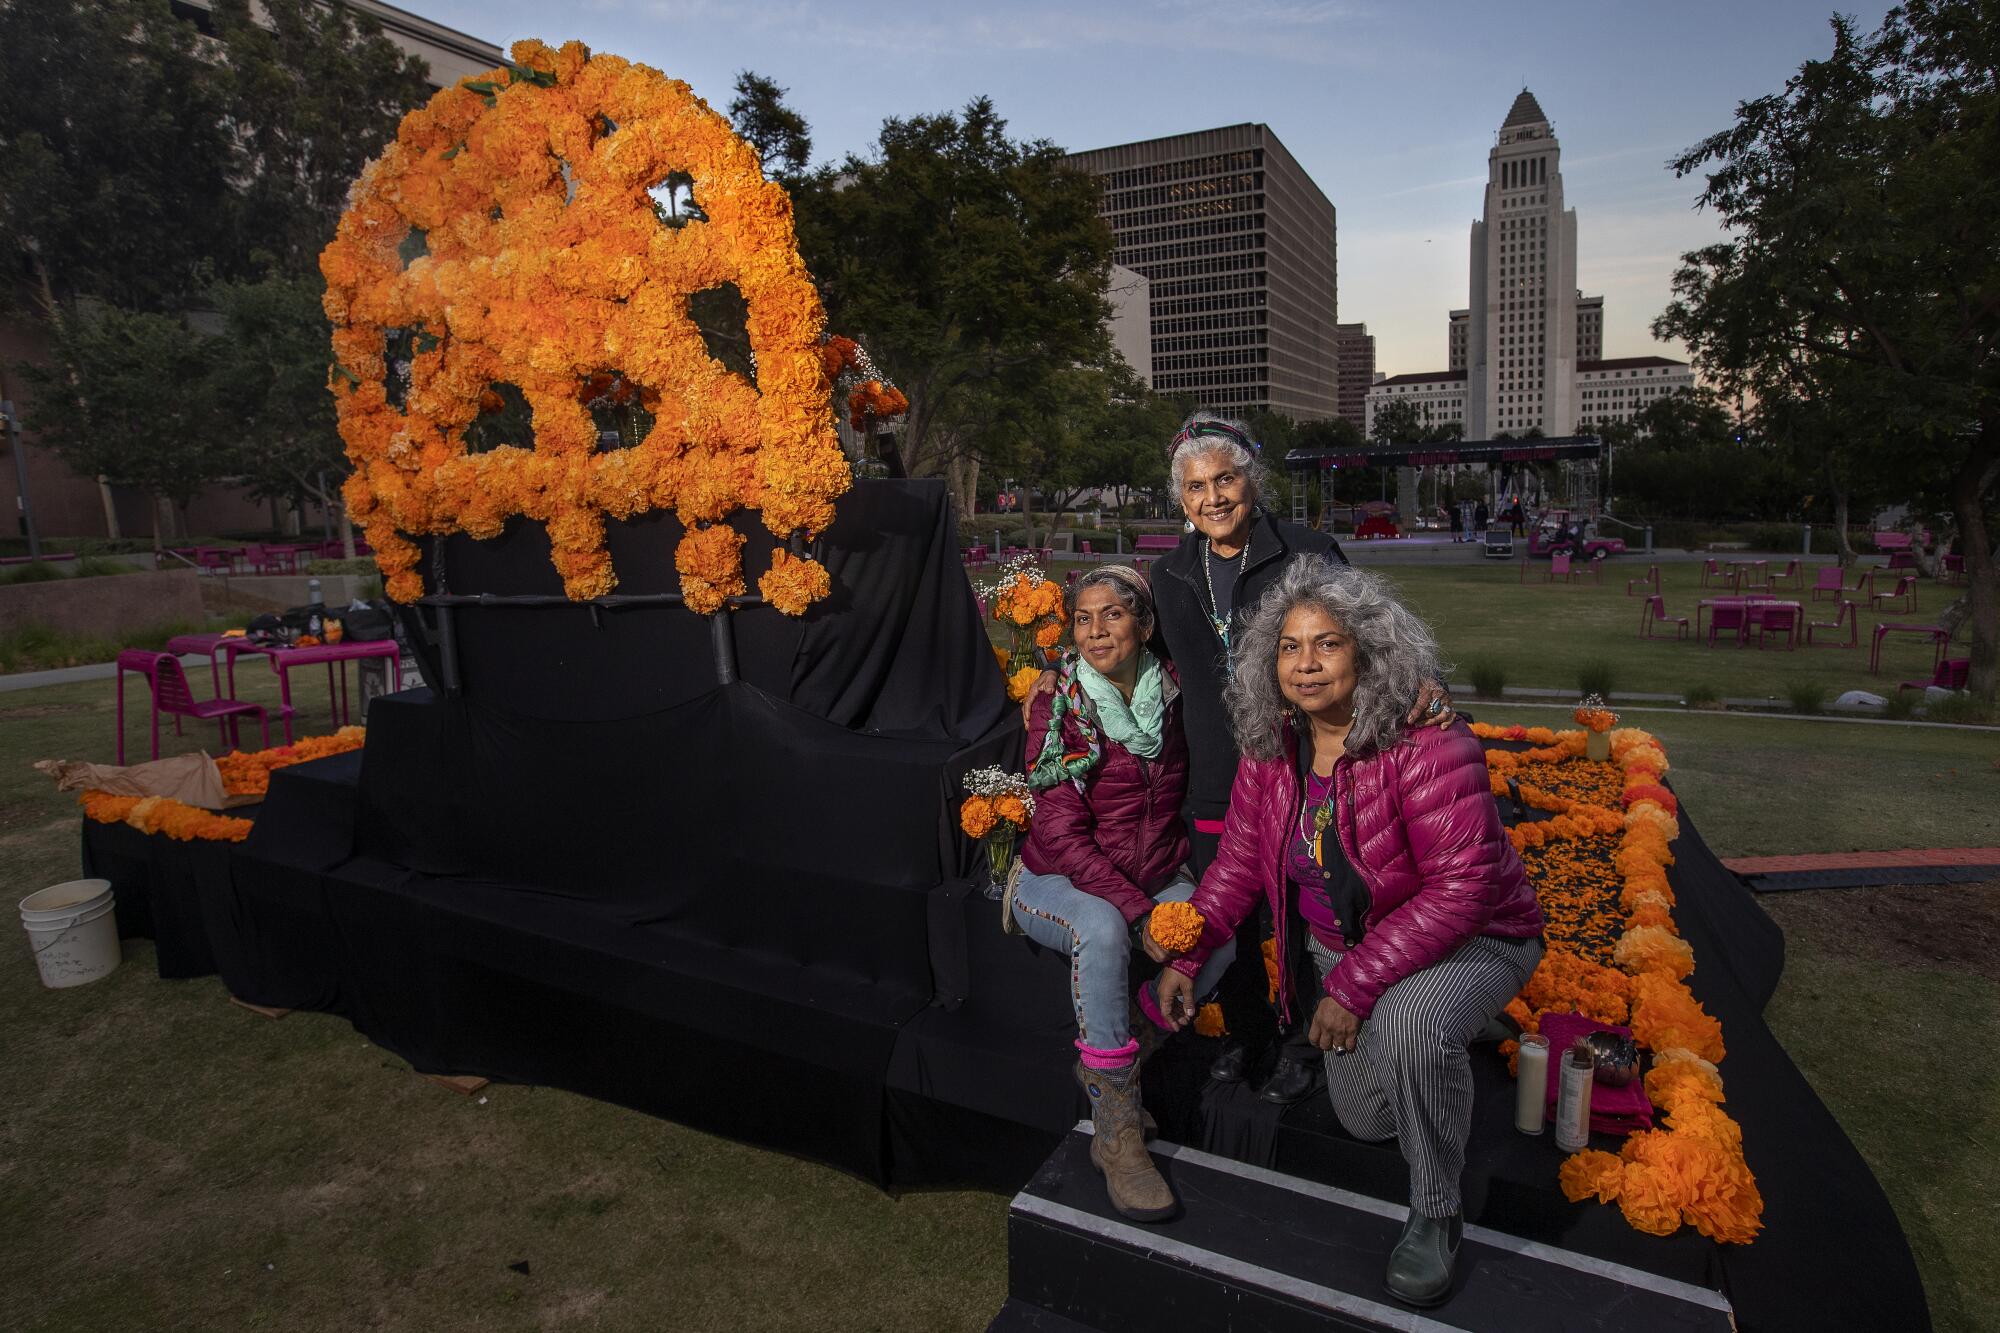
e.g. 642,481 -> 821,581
321,38 -> 851,615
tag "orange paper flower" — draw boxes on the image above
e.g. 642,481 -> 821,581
1148,900 -> 1206,953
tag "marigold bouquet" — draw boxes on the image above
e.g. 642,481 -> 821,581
1147,900 -> 1206,953
979,554 -> 1066,700
960,765 -> 1036,889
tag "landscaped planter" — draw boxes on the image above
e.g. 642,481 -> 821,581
0,570 -> 205,638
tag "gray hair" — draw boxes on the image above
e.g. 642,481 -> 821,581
1069,564 -> 1156,638
1224,557 -> 1446,760
1168,409 -> 1266,502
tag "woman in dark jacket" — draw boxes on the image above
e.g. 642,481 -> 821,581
1157,557 -> 1543,1308
1011,565 -> 1235,1222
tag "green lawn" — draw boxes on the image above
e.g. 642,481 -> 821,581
1465,704 -> 2000,857
3,645 -> 1996,1328
1367,558 -> 1966,702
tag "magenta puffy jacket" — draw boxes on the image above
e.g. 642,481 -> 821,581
1020,674 -> 1191,924
1174,719 -> 1542,1022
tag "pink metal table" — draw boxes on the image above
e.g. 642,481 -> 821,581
221,638 -> 399,740
1696,596 -> 1802,646
1869,622 -> 1947,676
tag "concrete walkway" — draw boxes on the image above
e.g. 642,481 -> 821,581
0,655 -> 214,693
1724,848 -> 2000,874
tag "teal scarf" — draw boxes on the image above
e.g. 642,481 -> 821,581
1077,650 -> 1166,760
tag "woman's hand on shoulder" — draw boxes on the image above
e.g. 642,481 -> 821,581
1020,668 -> 1059,726
1406,678 -> 1455,730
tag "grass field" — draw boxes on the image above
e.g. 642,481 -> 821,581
1367,558 -> 1969,702
2,595 -> 1996,1329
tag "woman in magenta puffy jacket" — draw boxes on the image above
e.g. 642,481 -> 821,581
1011,566 -> 1236,1224
1156,557 -> 1544,1309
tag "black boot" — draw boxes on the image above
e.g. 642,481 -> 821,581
1257,1054 -> 1317,1105
1209,1039 -> 1256,1083
1384,1208 -> 1462,1308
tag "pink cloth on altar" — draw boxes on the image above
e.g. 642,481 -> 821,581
1537,1011 -> 1654,1136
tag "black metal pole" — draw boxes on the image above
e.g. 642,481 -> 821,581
709,610 -> 737,685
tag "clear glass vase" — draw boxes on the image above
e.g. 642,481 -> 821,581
984,828 -> 1017,898
1586,729 -> 1611,762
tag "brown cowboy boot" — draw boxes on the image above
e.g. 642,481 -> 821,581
1075,1059 -> 1177,1221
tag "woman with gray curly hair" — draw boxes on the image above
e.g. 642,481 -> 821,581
1030,410 -> 1455,1103
1154,557 -> 1544,1309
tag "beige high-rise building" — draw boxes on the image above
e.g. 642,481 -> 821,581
1067,125 -> 1340,421
1467,89 -> 1578,438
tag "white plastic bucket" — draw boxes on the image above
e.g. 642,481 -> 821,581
19,878 -> 121,989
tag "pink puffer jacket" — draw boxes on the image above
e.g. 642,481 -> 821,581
1173,719 -> 1542,1022
1020,673 -> 1190,924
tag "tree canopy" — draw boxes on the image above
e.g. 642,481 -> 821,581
1654,0 -> 2000,698
789,96 -> 1117,515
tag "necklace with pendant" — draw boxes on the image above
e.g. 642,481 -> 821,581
1299,770 -> 1336,864
1202,528 -> 1250,667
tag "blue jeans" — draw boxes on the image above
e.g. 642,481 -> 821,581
1011,869 -> 1237,1054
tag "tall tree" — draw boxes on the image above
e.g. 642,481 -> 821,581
791,97 -> 1116,516
207,276 -> 359,553
211,0 -> 433,278
1370,398 -> 1423,445
728,71 -> 813,182
0,0 -> 237,313
22,307 -> 228,544
1655,1 -> 2000,700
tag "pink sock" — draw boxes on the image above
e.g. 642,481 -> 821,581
1075,1038 -> 1140,1070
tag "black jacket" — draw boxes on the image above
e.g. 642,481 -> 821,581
1149,510 -> 1346,819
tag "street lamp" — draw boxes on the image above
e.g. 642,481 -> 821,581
1,399 -> 40,562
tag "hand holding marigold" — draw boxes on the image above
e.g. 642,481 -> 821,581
1147,899 -> 1206,955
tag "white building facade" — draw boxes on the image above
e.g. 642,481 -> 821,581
1574,357 -> 1696,430
1366,91 -> 1692,442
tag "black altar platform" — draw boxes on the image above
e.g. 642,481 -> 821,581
78,479 -> 1930,1331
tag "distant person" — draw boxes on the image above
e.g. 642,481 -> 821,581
1473,500 -> 1489,539
1448,504 -> 1463,543
1155,558 -> 1545,1308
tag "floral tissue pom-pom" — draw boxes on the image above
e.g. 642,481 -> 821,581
1148,900 -> 1206,953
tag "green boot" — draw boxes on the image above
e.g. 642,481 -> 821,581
1384,1208 -> 1462,1308
1075,1060 -> 1176,1222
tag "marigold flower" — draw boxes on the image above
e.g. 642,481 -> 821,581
1034,621 -> 1063,650
994,794 -> 1030,829
1194,1003 -> 1227,1038
1006,666 -> 1041,702
1559,1150 -> 1626,1205
1148,900 -> 1206,953
959,795 -> 996,840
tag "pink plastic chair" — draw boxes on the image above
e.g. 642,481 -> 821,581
1900,657 -> 1970,693
1640,595 -> 1688,641
1753,605 -> 1798,649
1766,559 -> 1802,592
1871,574 -> 1918,613
1807,600 -> 1858,648
1547,553 -> 1575,583
1625,564 -> 1660,598
116,650 -> 269,764
1809,566 -> 1845,601
1707,604 -> 1747,648
1699,558 -> 1724,588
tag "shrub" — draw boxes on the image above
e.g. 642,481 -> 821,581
0,560 -> 65,585
1784,681 -> 1827,715
1467,659 -> 1507,699
1684,682 -> 1722,709
304,558 -> 381,576
1576,660 -> 1618,699
1882,691 -> 1918,720
1922,693 -> 1998,726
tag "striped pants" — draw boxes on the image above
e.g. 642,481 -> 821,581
1307,931 -> 1544,1217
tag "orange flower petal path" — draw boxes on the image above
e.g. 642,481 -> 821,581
1471,721 -> 1761,1244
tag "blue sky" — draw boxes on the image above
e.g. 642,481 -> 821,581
414,0 -> 1888,377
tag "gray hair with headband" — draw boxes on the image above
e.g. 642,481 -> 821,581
1168,409 -> 1266,502
1069,564 -> 1157,638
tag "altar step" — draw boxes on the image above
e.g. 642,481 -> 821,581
991,1125 -> 1733,1333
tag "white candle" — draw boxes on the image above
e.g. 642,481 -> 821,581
1555,1041 -> 1596,1152
1515,1033 -> 1550,1134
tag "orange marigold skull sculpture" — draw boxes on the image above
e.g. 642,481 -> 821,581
320,39 -> 848,612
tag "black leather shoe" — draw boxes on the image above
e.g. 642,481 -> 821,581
1257,1055 -> 1317,1105
1208,1040 -> 1256,1084
1384,1209 -> 1462,1308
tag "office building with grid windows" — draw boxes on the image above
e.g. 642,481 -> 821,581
1066,124 -> 1340,421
